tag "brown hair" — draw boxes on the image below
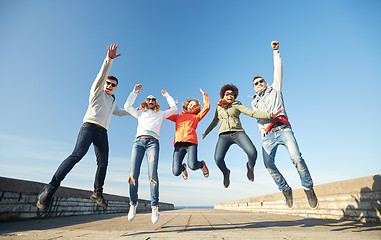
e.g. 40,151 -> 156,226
138,100 -> 161,113
182,99 -> 201,114
107,76 -> 118,85
220,84 -> 239,99
253,76 -> 263,82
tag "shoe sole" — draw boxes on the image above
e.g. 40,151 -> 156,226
201,161 -> 209,178
90,196 -> 108,208
36,201 -> 49,211
306,198 -> 319,209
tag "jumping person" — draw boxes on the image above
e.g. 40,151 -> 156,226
251,41 -> 318,209
37,44 -> 129,211
202,84 -> 283,188
167,89 -> 210,180
124,84 -> 177,223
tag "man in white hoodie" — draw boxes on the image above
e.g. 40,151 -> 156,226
124,83 -> 177,223
37,44 -> 129,211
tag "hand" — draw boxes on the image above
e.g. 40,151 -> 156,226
175,100 -> 178,105
108,44 -> 121,59
270,107 -> 284,118
161,90 -> 169,97
271,41 -> 279,51
261,131 -> 266,138
200,88 -> 205,95
134,84 -> 142,93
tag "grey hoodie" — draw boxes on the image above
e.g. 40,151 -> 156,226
83,56 -> 129,130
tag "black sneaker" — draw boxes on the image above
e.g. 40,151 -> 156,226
223,170 -> 230,188
246,162 -> 254,182
304,188 -> 318,209
90,192 -> 108,208
36,184 -> 56,211
282,188 -> 294,208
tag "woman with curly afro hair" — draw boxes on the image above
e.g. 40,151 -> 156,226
203,84 -> 283,188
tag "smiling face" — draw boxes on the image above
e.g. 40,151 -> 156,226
223,90 -> 236,103
104,78 -> 117,95
253,77 -> 267,92
146,97 -> 157,109
185,100 -> 200,114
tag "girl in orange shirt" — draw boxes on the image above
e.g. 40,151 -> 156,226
167,89 -> 210,180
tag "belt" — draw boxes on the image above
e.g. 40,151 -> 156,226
139,135 -> 154,138
268,124 -> 287,133
85,122 -> 106,131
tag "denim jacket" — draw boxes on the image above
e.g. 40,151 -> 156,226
251,50 -> 288,134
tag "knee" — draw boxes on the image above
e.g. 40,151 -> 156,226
173,168 -> 181,176
247,150 -> 258,160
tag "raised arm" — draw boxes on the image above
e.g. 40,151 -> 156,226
161,90 -> 178,119
124,84 -> 142,118
271,41 -> 283,92
90,45 -> 118,97
197,89 -> 210,120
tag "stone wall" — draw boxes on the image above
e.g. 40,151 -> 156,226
215,175 -> 381,223
0,177 -> 174,221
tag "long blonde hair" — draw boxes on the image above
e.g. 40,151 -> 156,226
138,100 -> 161,113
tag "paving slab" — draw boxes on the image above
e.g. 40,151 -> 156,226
1,209 -> 380,240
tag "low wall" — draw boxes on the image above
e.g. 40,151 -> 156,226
215,175 -> 381,223
0,177 -> 174,221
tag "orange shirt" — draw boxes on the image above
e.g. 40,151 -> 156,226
167,93 -> 210,146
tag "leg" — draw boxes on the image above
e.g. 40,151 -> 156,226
280,127 -> 313,189
262,132 -> 290,191
49,123 -> 93,190
146,138 -> 160,206
214,133 -> 233,175
93,126 -> 109,194
186,143 -> 203,171
129,137 -> 146,206
172,144 -> 187,176
232,131 -> 257,169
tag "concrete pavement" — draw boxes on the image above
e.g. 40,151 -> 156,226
1,208 -> 380,240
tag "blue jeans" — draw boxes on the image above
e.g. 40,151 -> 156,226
129,136 -> 160,206
262,125 -> 313,191
172,142 -> 203,176
214,131 -> 257,175
50,122 -> 109,194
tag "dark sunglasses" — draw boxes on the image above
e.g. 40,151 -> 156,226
224,91 -> 235,96
254,79 -> 264,86
147,98 -> 156,102
106,81 -> 117,87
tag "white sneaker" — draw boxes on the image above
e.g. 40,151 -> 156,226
151,205 -> 159,223
128,203 -> 138,221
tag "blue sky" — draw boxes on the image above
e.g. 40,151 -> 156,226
0,0 -> 380,207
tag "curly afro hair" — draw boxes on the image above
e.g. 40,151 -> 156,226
220,84 -> 239,99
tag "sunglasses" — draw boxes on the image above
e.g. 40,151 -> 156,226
224,91 -> 235,96
106,81 -> 117,87
147,98 -> 156,102
254,79 -> 264,86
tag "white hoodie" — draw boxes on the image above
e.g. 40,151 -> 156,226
124,91 -> 177,139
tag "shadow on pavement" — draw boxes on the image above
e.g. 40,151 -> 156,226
0,213 -> 125,234
121,217 -> 381,237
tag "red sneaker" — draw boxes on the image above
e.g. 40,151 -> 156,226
201,161 -> 209,178
182,163 -> 188,180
